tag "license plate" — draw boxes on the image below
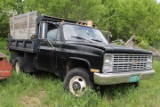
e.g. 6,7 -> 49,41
129,76 -> 139,83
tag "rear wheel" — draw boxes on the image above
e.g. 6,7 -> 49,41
64,68 -> 93,97
15,57 -> 24,73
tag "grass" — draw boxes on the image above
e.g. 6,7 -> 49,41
0,38 -> 160,107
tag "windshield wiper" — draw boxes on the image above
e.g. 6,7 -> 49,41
71,36 -> 92,43
91,39 -> 102,43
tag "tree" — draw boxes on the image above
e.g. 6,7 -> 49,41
101,0 -> 160,47
0,0 -> 25,38
0,0 -> 9,38
1,0 -> 160,49
5,0 -> 24,14
23,0 -> 105,23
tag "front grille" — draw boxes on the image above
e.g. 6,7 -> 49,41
113,54 -> 148,72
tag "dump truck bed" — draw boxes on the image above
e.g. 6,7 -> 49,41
8,39 -> 38,53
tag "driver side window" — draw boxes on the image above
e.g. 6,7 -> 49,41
47,24 -> 60,41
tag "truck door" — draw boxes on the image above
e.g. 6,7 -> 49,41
37,22 -> 60,73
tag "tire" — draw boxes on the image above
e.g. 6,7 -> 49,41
64,67 -> 93,97
10,50 -> 19,67
15,57 -> 24,73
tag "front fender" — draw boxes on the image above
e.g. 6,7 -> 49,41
69,57 -> 91,69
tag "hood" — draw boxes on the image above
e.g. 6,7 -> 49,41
65,41 -> 152,54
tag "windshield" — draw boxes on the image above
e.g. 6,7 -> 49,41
63,24 -> 108,44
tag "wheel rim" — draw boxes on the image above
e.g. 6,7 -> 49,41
69,76 -> 87,97
15,61 -> 20,73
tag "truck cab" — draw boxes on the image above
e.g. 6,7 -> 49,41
8,11 -> 155,97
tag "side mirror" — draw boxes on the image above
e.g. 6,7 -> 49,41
106,32 -> 112,43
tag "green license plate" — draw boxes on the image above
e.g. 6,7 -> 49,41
129,76 -> 139,83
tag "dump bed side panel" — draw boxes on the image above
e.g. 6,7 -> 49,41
10,11 -> 37,39
8,39 -> 39,53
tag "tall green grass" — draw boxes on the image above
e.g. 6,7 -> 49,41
0,38 -> 159,107
0,63 -> 159,107
0,72 -> 110,107
0,38 -> 10,58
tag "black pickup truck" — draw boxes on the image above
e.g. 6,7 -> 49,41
8,11 -> 155,97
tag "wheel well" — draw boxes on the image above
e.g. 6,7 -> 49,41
11,50 -> 24,57
10,50 -> 24,66
65,59 -> 90,74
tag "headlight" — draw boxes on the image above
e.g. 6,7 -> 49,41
146,55 -> 152,69
102,54 -> 113,73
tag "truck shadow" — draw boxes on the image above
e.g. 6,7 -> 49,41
101,83 -> 137,101
29,71 -> 59,81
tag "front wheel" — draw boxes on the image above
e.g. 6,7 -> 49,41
64,68 -> 93,97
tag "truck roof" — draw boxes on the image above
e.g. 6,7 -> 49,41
37,15 -> 96,27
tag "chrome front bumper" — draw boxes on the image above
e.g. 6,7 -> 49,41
94,70 -> 155,85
